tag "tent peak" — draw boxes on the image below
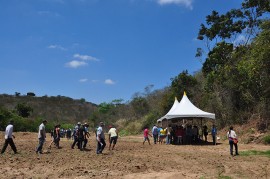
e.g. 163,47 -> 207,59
184,91 -> 186,96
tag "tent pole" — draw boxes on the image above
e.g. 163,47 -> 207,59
201,118 -> 203,142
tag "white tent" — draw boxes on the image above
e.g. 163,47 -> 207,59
157,97 -> 179,122
157,92 -> 215,122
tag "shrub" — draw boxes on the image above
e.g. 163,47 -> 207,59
60,123 -> 74,130
125,121 -> 142,134
141,112 -> 159,130
119,129 -> 132,136
262,135 -> 270,144
248,128 -> 255,134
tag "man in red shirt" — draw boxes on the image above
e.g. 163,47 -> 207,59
143,127 -> 152,145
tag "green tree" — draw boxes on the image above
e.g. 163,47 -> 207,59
27,92 -> 36,97
111,99 -> 124,106
198,0 -> 270,47
98,102 -> 113,114
170,70 -> 197,99
130,97 -> 149,117
15,103 -> 33,118
0,107 -> 13,130
80,98 -> 86,103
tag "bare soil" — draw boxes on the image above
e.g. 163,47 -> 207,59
0,132 -> 269,179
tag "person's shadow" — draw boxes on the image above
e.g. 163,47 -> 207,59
83,148 -> 92,152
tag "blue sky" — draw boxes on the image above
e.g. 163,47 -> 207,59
0,0 -> 243,104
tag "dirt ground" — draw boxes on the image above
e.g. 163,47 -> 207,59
0,132 -> 269,179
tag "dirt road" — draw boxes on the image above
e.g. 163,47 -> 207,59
0,132 -> 269,179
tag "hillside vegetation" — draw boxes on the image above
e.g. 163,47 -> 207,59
0,94 -> 97,131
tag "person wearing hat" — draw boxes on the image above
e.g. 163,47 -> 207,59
71,122 -> 81,149
96,122 -> 106,154
108,125 -> 118,150
83,123 -> 90,149
1,120 -> 17,154
36,120 -> 47,154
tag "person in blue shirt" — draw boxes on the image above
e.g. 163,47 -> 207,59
152,125 -> 158,144
211,124 -> 217,145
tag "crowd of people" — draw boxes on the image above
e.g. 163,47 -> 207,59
145,124 -> 218,146
142,123 -> 239,156
1,120 -> 119,156
1,119 -> 239,156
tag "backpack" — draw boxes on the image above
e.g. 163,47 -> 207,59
78,126 -> 85,139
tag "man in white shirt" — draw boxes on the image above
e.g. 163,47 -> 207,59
96,122 -> 106,154
227,126 -> 239,156
36,120 -> 47,154
108,125 -> 118,150
1,120 -> 17,154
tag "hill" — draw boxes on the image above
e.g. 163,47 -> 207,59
0,94 -> 97,124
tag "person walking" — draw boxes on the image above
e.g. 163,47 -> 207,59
48,124 -> 61,149
71,122 -> 81,149
1,120 -> 17,154
36,120 -> 47,154
108,125 -> 118,150
152,125 -> 159,144
143,126 -> 152,145
227,126 -> 239,156
96,122 -> 106,154
211,124 -> 217,145
83,123 -> 90,149
77,123 -> 86,150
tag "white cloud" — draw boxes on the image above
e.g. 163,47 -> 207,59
79,78 -> 88,82
104,79 -> 116,85
48,44 -> 66,51
73,53 -> 99,61
157,0 -> 193,9
64,53 -> 99,69
65,60 -> 87,68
